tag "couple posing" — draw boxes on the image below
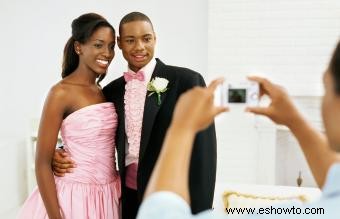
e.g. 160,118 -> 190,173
17,11 -> 217,219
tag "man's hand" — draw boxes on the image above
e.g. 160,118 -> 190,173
52,149 -> 76,177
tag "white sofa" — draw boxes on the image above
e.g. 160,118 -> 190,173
213,182 -> 321,214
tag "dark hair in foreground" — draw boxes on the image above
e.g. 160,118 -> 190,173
330,40 -> 340,94
62,13 -> 115,85
119,11 -> 153,35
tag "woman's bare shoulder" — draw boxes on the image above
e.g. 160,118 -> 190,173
44,81 -> 73,106
49,82 -> 68,97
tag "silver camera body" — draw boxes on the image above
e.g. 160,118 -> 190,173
219,81 -> 259,107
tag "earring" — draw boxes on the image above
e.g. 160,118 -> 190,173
76,47 -> 81,54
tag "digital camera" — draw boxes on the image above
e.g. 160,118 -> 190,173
218,81 -> 259,107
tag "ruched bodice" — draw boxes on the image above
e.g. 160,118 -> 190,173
59,102 -> 119,184
17,102 -> 121,219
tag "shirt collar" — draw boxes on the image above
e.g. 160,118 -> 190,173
322,162 -> 340,198
127,58 -> 157,84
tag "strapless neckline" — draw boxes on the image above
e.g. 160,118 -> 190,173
63,102 -> 113,123
17,100 -> 120,219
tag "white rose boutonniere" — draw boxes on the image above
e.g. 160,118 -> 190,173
147,77 -> 169,105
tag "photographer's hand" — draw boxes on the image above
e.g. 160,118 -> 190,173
144,78 -> 228,203
246,75 -> 338,188
171,78 -> 229,132
246,76 -> 303,129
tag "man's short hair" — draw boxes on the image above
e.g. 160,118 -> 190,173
119,11 -> 154,35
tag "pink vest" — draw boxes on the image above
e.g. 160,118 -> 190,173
124,78 -> 147,189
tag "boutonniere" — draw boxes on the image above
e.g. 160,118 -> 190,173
147,77 -> 169,105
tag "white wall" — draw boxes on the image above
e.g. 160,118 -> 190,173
1,0 -> 340,217
208,0 -> 340,186
0,0 -> 208,217
208,0 -> 340,95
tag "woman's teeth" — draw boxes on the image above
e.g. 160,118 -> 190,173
97,59 -> 109,65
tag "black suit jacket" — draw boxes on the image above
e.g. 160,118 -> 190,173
103,58 -> 217,214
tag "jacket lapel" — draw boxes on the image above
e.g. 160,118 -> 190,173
139,59 -> 170,161
112,77 -> 127,169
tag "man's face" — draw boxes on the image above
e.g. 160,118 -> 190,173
118,20 -> 156,72
322,71 -> 340,151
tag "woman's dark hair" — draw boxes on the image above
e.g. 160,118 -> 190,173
62,13 -> 115,85
329,39 -> 340,94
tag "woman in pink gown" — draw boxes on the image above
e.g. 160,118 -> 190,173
17,13 -> 120,219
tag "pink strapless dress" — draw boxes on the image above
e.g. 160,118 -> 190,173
17,102 -> 121,219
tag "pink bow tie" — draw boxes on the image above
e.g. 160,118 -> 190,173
123,71 -> 145,82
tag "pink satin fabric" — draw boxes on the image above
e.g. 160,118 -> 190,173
17,102 -> 121,219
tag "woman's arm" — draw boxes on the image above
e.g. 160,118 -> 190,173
35,86 -> 66,219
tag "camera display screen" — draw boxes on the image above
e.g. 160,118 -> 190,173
228,89 -> 246,103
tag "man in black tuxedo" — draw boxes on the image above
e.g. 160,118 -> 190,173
53,12 -> 217,219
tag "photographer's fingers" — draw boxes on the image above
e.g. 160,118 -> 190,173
208,78 -> 229,115
214,106 -> 229,116
207,77 -> 224,93
247,76 -> 274,97
246,106 -> 270,117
